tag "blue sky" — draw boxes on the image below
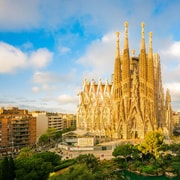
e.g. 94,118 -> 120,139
0,0 -> 180,113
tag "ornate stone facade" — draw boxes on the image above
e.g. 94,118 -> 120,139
77,22 -> 173,140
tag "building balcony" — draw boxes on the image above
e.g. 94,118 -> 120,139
12,124 -> 29,127
13,136 -> 29,141
12,129 -> 29,132
14,132 -> 29,136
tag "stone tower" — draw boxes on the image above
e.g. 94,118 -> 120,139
77,22 -> 173,140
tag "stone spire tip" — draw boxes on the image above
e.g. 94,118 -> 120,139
141,22 -> 145,38
149,31 -> 153,49
124,21 -> 128,27
116,31 -> 120,36
124,22 -> 129,49
132,49 -> 135,57
115,32 -> 120,57
124,22 -> 128,35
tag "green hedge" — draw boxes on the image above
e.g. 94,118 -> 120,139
54,160 -> 74,171
141,165 -> 155,174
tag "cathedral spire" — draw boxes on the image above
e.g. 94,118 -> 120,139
113,32 -> 121,99
116,32 -> 120,58
147,31 -> 155,103
148,32 -> 153,60
149,32 -> 152,49
122,21 -> 130,97
147,32 -> 154,85
124,22 -> 129,50
132,49 -> 135,57
140,22 -> 146,50
139,22 -> 147,81
166,89 -> 171,103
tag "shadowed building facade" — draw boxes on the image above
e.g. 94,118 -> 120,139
0,107 -> 36,153
77,22 -> 173,140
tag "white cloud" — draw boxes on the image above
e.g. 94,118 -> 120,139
77,32 -> 116,79
32,71 -> 54,84
33,84 -> 56,92
32,86 -> 39,93
0,42 -> 27,73
161,41 -> 180,60
57,94 -> 78,105
0,42 -> 53,73
0,0 -> 41,30
58,46 -> 71,54
167,41 -> 180,58
29,48 -> 53,68
31,71 -> 77,93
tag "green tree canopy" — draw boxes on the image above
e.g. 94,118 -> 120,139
47,128 -> 57,138
17,147 -> 34,159
76,154 -> 98,172
15,157 -> 53,180
112,143 -> 134,162
38,133 -> 49,145
9,156 -> 16,179
0,157 -> 10,180
34,151 -> 61,166
54,164 -> 94,180
138,131 -> 164,159
38,128 -> 57,145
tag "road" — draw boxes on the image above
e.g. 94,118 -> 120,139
49,148 -> 113,160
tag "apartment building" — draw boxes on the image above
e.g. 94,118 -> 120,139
62,113 -> 76,129
0,107 -> 36,152
31,111 -> 48,142
31,111 -> 76,141
172,111 -> 180,136
48,112 -> 64,131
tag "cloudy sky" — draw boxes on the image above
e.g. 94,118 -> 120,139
0,0 -> 180,113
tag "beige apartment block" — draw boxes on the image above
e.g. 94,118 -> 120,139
31,111 -> 48,142
31,111 -> 76,142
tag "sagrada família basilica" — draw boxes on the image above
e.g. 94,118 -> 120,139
77,22 -> 173,140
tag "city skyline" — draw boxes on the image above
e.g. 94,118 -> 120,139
0,0 -> 180,113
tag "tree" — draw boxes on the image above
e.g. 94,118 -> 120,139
76,154 -> 98,172
17,147 -> 34,159
131,145 -> 141,160
38,127 -> 75,146
85,154 -> 98,171
34,151 -> 61,166
0,157 -> 10,180
9,156 -> 16,179
54,130 -> 62,140
56,164 -> 94,180
15,152 -> 60,179
38,128 -> 57,145
38,133 -> 49,145
15,157 -> 53,180
138,131 -> 164,159
47,128 -> 57,141
112,143 -> 134,162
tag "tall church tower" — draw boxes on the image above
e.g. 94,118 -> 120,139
77,22 -> 173,141
138,23 -> 147,122
113,32 -> 121,101
121,22 -> 131,110
113,32 -> 122,138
